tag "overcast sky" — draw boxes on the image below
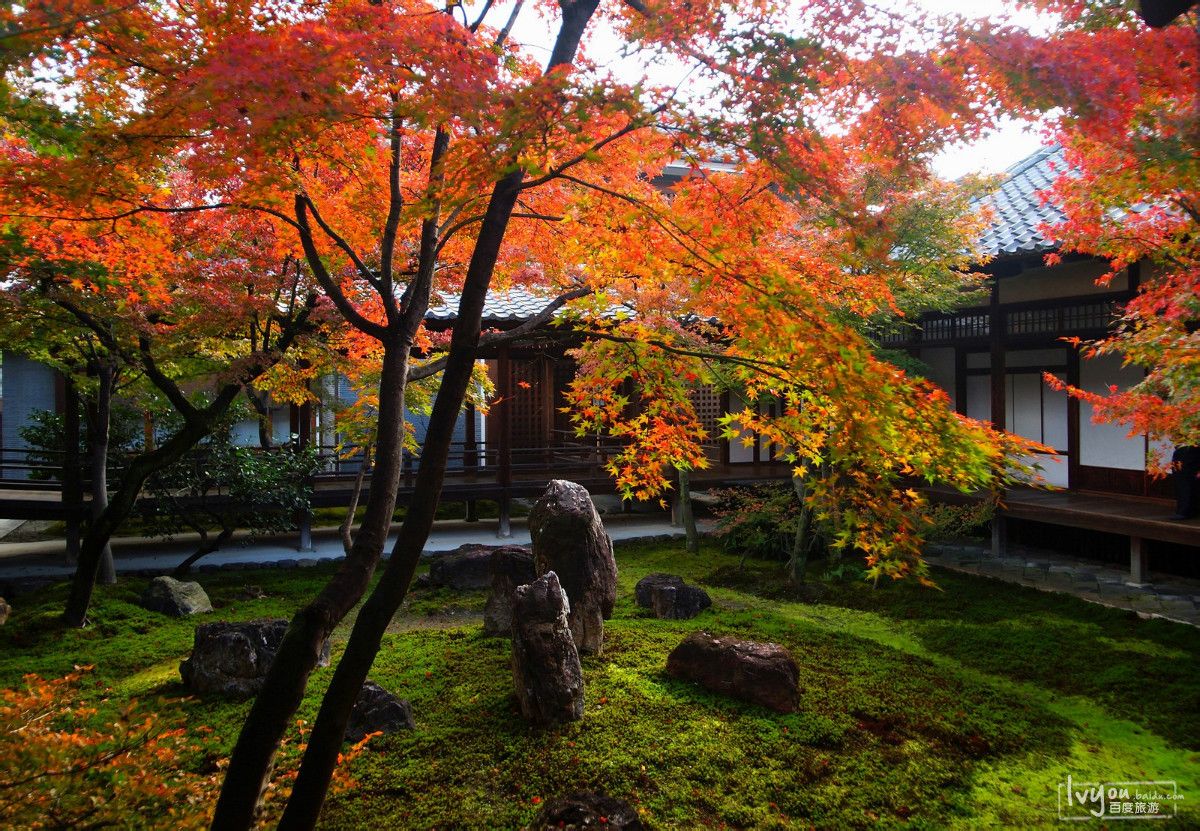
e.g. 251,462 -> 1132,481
497,0 -> 1051,180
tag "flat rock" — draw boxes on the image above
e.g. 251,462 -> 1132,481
345,680 -> 415,743
666,631 -> 799,714
533,791 -> 644,830
140,576 -> 213,617
179,619 -> 329,698
483,546 -> 536,637
511,571 -> 584,725
635,573 -> 711,620
529,480 -> 617,655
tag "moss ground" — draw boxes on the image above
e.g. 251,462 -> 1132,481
1,541 -> 1196,829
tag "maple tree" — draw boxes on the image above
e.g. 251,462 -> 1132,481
965,2 -> 1200,461
0,165 -> 321,625
0,0 -> 1083,826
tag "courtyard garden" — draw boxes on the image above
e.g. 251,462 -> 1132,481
2,538 -> 1196,829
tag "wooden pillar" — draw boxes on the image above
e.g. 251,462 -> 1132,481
497,345 -> 513,538
62,375 -> 82,564
990,513 -> 1007,558
1066,349 -> 1081,489
464,400 -> 478,522
1129,536 -> 1148,584
989,276 -> 1006,430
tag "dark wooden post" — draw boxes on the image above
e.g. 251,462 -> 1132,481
464,400 -> 478,521
989,275 -> 1006,430
497,345 -> 513,538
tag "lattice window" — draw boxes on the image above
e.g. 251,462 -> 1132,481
959,314 -> 990,338
689,384 -> 723,448
1062,301 -> 1116,331
1007,307 -> 1058,335
508,358 -> 545,449
924,317 -> 954,341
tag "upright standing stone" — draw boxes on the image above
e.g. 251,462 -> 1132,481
528,479 -> 616,654
0,597 -> 9,626
483,546 -> 536,637
510,571 -> 584,725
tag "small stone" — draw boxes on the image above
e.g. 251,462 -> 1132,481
179,619 -> 330,698
344,681 -> 415,743
529,480 -> 617,655
511,572 -> 584,725
533,791 -> 644,830
140,576 -> 213,617
666,631 -> 799,714
238,585 -> 266,600
483,546 -> 536,637
635,574 -> 711,620
0,597 -> 9,625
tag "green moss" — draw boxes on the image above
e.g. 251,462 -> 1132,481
1,541 -> 1196,828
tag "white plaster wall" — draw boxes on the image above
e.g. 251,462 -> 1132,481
919,347 -> 956,407
998,259 -> 1124,304
1079,353 -> 1145,470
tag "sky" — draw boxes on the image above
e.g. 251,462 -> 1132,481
495,0 -> 1053,181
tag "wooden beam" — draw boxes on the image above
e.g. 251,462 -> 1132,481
989,276 -> 1006,430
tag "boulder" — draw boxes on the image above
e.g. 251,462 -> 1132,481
666,631 -> 799,714
510,571 -> 584,725
140,575 -> 213,617
533,791 -> 644,830
634,573 -> 711,620
0,597 -> 9,625
483,546 -> 536,637
427,544 -> 502,590
528,480 -> 617,655
344,680 -> 415,743
179,619 -> 330,698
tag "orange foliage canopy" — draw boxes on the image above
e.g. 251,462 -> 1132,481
0,0 -> 1085,587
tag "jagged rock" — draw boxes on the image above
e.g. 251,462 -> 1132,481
427,544 -> 502,590
140,576 -> 213,617
511,571 -> 584,725
533,791 -> 644,830
344,681 -> 415,743
634,573 -> 711,620
483,546 -> 536,637
0,597 -> 9,625
179,619 -> 329,698
666,631 -> 799,714
528,480 -> 616,655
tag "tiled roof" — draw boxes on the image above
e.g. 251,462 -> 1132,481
975,144 -> 1068,257
429,147 -> 1074,322
426,286 -> 565,324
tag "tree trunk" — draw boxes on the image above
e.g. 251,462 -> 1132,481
210,343 -> 411,831
62,376 -> 82,564
87,360 -> 117,586
276,174 -> 527,831
173,525 -> 235,577
341,441 -> 372,555
246,387 -> 273,450
789,474 -> 811,585
62,384 -> 244,627
679,467 -> 698,554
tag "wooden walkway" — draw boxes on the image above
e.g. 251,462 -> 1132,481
930,486 -> 1199,583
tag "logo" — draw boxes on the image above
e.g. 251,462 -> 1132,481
1058,775 -> 1183,821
